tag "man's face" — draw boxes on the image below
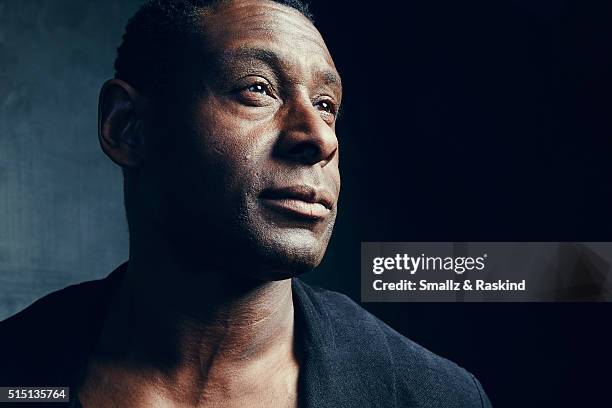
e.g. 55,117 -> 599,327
145,0 -> 342,280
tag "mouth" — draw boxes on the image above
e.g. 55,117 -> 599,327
259,185 -> 334,220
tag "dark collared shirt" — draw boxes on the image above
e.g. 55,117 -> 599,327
0,263 -> 492,407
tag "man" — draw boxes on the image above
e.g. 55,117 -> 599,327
0,0 -> 492,407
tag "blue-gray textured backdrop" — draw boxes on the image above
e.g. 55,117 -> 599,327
0,0 -> 143,320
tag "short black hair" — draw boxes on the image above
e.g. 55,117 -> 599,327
114,0 -> 314,98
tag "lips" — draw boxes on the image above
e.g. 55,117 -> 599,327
259,185 -> 334,219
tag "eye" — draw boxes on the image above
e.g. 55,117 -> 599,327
246,83 -> 269,95
315,99 -> 337,115
234,79 -> 276,107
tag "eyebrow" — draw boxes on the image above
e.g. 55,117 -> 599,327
318,69 -> 342,90
220,46 -> 342,92
221,46 -> 283,71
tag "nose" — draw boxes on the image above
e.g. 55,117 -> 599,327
275,96 -> 338,167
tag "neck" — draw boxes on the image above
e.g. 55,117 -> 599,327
90,227 -> 299,403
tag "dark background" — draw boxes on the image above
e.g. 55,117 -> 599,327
309,1 -> 612,406
2,0 -> 612,406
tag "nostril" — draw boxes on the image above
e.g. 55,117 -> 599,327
289,142 -> 320,162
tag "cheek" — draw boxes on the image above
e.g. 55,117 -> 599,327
189,103 -> 278,193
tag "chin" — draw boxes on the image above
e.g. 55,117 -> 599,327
244,228 -> 331,281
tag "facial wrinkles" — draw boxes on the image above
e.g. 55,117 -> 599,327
197,2 -> 342,199
215,49 -> 339,111
201,3 -> 342,106
205,2 -> 335,66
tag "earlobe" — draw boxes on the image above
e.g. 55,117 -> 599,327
98,79 -> 146,168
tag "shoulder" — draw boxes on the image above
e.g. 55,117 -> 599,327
294,280 -> 492,407
0,273 -> 116,386
0,277 -> 107,335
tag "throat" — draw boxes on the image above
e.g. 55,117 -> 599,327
79,264 -> 301,407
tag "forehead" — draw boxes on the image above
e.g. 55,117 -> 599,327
199,0 -> 340,85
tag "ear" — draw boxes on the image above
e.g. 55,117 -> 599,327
98,79 -> 148,168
